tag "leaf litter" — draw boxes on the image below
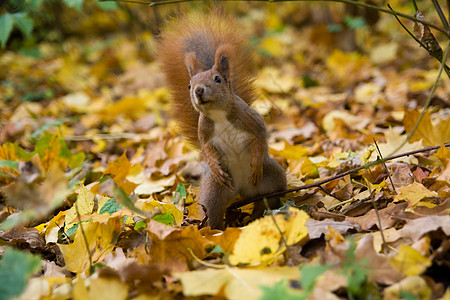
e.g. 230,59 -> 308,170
0,2 -> 449,300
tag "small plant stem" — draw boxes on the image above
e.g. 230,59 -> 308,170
230,143 -> 450,209
101,0 -> 449,36
373,139 -> 396,193
388,4 -> 450,79
319,185 -> 342,202
75,201 -> 93,269
411,0 -> 418,12
263,198 -> 288,251
388,40 -> 450,157
432,0 -> 449,30
367,185 -> 388,254
187,248 -> 226,268
327,197 -> 356,211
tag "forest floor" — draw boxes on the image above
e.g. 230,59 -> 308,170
0,2 -> 449,300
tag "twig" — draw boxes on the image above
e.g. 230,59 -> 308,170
319,185 -> 342,202
367,184 -> 388,254
388,40 -> 450,157
100,0 -> 449,36
388,4 -> 450,79
432,0 -> 449,30
327,197 -> 356,211
263,198 -> 288,250
373,138 -> 396,193
411,0 -> 418,12
229,143 -> 450,209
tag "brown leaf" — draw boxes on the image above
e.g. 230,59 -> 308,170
306,219 -> 360,239
399,215 -> 450,242
0,227 -> 46,250
145,220 -> 208,272
355,235 -> 404,285
413,11 -> 443,60
346,202 -> 407,231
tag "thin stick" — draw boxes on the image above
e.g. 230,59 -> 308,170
100,0 -> 449,36
229,143 -> 450,209
411,0 -> 418,12
367,186 -> 388,254
263,198 -> 288,252
432,0 -> 449,30
319,185 -> 343,202
373,138 -> 396,193
388,40 -> 450,157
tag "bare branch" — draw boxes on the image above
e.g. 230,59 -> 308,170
229,143 -> 450,209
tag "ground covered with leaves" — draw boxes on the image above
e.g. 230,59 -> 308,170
0,1 -> 449,299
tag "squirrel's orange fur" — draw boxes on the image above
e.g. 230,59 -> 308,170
158,11 -> 255,147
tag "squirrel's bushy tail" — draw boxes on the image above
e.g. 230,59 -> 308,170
158,10 -> 255,147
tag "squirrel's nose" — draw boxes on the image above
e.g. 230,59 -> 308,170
195,86 -> 204,97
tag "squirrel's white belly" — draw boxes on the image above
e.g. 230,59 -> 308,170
209,111 -> 252,190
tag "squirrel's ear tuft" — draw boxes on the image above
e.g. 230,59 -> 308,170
214,44 -> 231,81
185,52 -> 198,78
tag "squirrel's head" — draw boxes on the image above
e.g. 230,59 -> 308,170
185,45 -> 234,114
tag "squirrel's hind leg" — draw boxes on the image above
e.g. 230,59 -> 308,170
199,167 -> 237,230
251,158 -> 287,220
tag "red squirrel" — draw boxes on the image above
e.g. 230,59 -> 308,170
158,11 -> 287,229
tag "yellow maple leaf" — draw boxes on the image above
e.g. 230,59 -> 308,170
73,276 -> 128,300
228,207 -> 309,266
174,266 -> 300,300
404,110 -> 450,146
384,276 -> 431,300
389,244 -> 432,276
368,128 -> 423,164
103,152 -> 138,194
394,182 -> 437,211
65,184 -> 95,232
269,140 -> 308,160
59,217 -> 121,274
141,200 -> 183,226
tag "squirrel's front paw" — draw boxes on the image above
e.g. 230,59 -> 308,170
211,164 -> 234,191
249,162 -> 263,186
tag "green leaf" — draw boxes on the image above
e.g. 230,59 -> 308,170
66,223 -> 79,237
153,211 -> 175,226
344,16 -> 366,29
173,183 -> 186,204
210,245 -> 224,254
11,13 -> 33,38
100,198 -> 122,215
134,220 -> 147,230
0,248 -> 41,299
260,280 -> 302,300
63,0 -> 84,11
299,264 -> 330,292
0,160 -> 18,170
95,0 -> 118,10
31,119 -> 66,141
0,13 -> 14,48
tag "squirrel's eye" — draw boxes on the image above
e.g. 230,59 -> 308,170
214,76 -> 221,83
188,84 -> 191,90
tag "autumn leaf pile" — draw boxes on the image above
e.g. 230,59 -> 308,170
0,2 -> 449,300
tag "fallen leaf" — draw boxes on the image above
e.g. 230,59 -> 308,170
174,266 -> 300,300
229,207 -> 309,265
145,220 -> 208,272
394,182 -> 437,210
59,217 -> 121,273
389,244 -> 431,276
404,110 -> 450,146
